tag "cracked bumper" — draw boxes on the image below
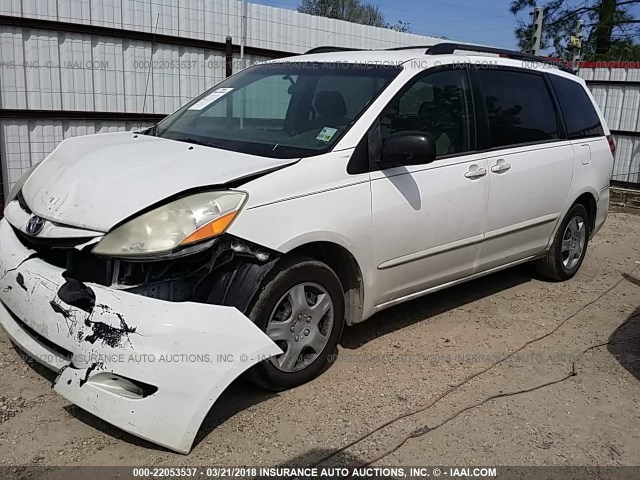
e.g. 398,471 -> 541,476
0,218 -> 282,453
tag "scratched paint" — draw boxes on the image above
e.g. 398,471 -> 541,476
84,304 -> 137,349
49,301 -> 73,320
16,273 -> 27,292
79,362 -> 104,387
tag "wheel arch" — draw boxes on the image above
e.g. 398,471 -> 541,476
544,189 -> 599,253
284,241 -> 365,326
572,191 -> 598,234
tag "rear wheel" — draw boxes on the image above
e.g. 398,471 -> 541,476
535,204 -> 590,281
245,255 -> 345,391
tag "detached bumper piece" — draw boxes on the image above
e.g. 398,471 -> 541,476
0,219 -> 281,453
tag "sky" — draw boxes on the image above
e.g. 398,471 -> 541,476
253,0 -> 523,49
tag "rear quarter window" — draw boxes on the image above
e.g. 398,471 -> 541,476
549,75 -> 604,139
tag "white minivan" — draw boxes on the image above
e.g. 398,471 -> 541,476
0,43 -> 614,453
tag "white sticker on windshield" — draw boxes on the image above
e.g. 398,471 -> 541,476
316,127 -> 338,142
188,88 -> 234,110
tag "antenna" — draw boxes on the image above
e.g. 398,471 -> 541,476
140,12 -> 160,130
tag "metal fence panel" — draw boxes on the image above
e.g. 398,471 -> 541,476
612,134 -> 640,184
0,0 -> 450,201
0,25 -> 272,115
581,65 -> 640,184
1,0 -> 441,51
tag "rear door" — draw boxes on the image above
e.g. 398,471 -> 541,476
472,68 -> 575,272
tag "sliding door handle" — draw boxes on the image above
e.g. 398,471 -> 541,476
491,160 -> 511,173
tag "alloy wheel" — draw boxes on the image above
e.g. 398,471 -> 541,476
561,215 -> 586,270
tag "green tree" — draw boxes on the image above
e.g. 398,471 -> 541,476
510,0 -> 640,60
298,0 -> 386,27
387,20 -> 411,33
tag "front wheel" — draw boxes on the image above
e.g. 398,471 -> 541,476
245,255 -> 345,391
535,204 -> 590,281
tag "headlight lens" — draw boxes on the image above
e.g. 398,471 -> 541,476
92,191 -> 247,258
6,163 -> 39,205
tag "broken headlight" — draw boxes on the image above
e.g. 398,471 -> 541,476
92,191 -> 247,259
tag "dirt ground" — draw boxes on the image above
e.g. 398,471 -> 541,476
1,210 -> 640,469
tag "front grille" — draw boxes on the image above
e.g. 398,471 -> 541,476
12,226 -> 114,285
10,225 -> 222,295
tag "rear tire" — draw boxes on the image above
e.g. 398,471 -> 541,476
535,204 -> 590,281
244,255 -> 345,391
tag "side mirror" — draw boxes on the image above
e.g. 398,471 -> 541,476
381,131 -> 437,167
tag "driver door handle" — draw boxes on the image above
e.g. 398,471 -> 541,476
464,166 -> 487,179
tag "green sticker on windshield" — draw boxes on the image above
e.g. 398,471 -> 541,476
316,127 -> 338,142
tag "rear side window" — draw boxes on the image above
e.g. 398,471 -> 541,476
476,70 -> 559,148
549,75 -> 604,139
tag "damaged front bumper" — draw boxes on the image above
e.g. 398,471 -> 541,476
0,218 -> 282,453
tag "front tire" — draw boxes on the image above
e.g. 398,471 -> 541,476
245,255 -> 345,391
535,204 -> 590,281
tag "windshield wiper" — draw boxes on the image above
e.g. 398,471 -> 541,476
139,124 -> 158,136
172,137 -> 219,148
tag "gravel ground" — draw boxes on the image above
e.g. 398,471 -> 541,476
1,210 -> 640,468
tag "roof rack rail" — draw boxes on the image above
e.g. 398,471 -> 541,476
427,42 -> 574,73
304,46 -> 364,54
386,45 -> 434,52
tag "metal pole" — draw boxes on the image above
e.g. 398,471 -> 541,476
225,36 -> 233,77
225,36 -> 233,119
239,0 -> 247,129
530,7 -> 544,56
240,0 -> 247,70
0,127 -> 5,212
571,19 -> 585,73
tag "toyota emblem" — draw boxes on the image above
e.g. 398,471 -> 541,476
26,215 -> 45,236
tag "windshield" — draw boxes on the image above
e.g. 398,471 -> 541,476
155,62 -> 401,159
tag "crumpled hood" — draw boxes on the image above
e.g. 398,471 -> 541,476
22,132 -> 297,232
